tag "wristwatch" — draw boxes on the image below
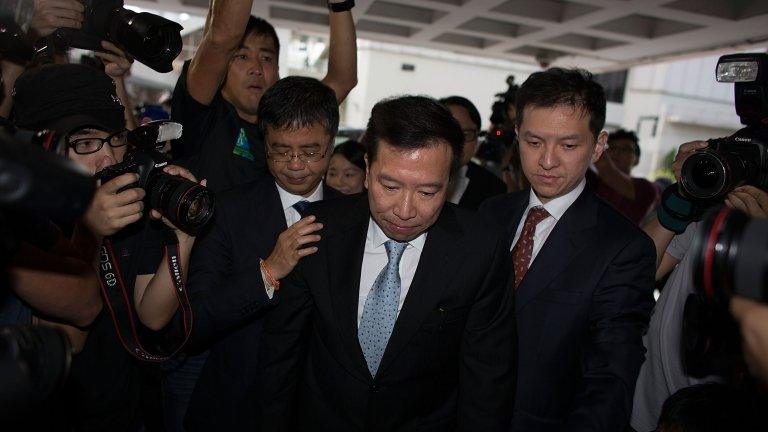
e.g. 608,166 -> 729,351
328,0 -> 355,12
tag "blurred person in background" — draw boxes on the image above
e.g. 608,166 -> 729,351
326,139 -> 366,195
587,129 -> 658,225
440,96 -> 507,210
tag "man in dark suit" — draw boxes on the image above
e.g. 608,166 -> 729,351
258,96 -> 516,432
480,68 -> 655,432
440,96 -> 507,210
175,76 -> 341,430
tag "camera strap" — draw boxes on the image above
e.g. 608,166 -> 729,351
98,235 -> 193,362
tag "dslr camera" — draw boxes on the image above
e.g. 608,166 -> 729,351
96,121 -> 214,234
680,53 -> 768,202
682,205 -> 768,378
49,0 -> 182,72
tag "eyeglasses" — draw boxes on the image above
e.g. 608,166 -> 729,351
67,129 -> 129,155
266,146 -> 329,163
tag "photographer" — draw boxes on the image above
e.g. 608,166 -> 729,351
630,140 -> 768,431
171,0 -> 357,192
12,63 -> 200,429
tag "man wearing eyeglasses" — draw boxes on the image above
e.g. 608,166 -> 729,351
175,76 -> 341,430
440,96 -> 507,211
587,129 -> 659,225
11,63 -> 199,429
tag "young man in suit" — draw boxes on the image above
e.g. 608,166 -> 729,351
440,96 -> 507,210
258,96 -> 516,432
171,76 -> 341,430
480,68 -> 656,432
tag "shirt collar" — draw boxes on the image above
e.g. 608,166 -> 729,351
527,177 -> 586,221
276,180 -> 324,211
366,217 -> 427,252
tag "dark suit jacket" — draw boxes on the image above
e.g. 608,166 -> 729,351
258,195 -> 516,432
182,178 -> 340,431
480,186 -> 655,432
458,161 -> 507,211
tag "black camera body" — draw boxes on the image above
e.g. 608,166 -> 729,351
51,0 -> 182,72
97,149 -> 213,234
680,53 -> 768,202
680,127 -> 768,201
96,122 -> 214,233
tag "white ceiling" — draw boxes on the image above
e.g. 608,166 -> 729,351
128,0 -> 768,71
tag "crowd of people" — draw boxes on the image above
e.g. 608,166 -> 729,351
2,0 -> 768,431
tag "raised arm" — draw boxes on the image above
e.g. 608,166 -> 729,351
322,1 -> 358,104
187,0 -> 255,106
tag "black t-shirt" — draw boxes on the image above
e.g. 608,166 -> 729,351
171,61 -> 268,193
62,220 -> 172,430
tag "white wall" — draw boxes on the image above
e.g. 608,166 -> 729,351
621,53 -> 745,177
342,42 -> 538,129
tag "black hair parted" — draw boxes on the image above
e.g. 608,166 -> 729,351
257,76 -> 339,138
244,16 -> 280,56
333,139 -> 367,171
362,95 -> 464,176
515,67 -> 606,139
439,95 -> 481,131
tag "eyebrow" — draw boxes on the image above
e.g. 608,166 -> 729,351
379,174 -> 442,189
522,131 -> 580,141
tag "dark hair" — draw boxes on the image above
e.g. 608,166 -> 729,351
608,128 -> 640,159
658,383 -> 762,432
333,140 -> 366,171
515,68 -> 606,139
362,95 -> 464,176
243,16 -> 280,56
439,96 -> 481,131
257,76 -> 339,138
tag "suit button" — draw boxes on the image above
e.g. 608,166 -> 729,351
370,385 -> 379,393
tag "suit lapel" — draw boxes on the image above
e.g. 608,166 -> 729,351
325,197 -> 370,379
378,206 -> 463,375
515,188 -> 599,312
504,191 -> 530,247
255,180 -> 288,247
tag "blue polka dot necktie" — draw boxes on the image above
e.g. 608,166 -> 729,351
292,200 -> 310,215
358,240 -> 408,377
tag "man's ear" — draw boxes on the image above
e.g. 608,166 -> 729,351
592,131 -> 608,163
364,154 -> 370,190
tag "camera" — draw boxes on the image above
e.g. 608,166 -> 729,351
477,75 -> 519,164
50,0 -> 182,73
680,53 -> 768,202
96,121 -> 215,233
682,205 -> 768,378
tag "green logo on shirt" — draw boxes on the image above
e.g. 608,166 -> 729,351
233,128 -> 255,161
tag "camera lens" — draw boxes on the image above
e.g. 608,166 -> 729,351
681,152 -> 728,200
147,174 -> 215,233
110,10 -> 182,73
692,206 -> 768,303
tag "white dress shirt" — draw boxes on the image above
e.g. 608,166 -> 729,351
448,164 -> 470,205
276,181 -> 324,227
357,219 -> 427,326
510,178 -> 586,265
261,181 -> 325,299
